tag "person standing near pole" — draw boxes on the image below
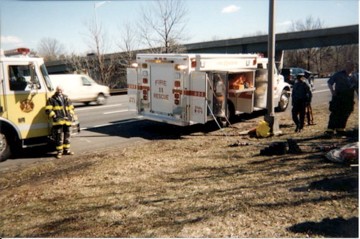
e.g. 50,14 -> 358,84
326,61 -> 358,136
291,73 -> 312,132
45,85 -> 75,159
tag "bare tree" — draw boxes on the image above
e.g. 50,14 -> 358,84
82,18 -> 117,87
113,22 -> 140,89
285,16 -> 325,72
288,16 -> 323,32
332,45 -> 358,72
37,37 -> 65,62
117,22 -> 139,65
138,0 -> 188,53
64,53 -> 88,74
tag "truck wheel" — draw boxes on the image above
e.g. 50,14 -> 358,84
0,132 -> 11,162
96,94 -> 106,105
276,90 -> 290,112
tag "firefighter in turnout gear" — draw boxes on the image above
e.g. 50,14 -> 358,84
46,86 -> 75,159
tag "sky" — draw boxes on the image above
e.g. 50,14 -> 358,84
0,0 -> 359,56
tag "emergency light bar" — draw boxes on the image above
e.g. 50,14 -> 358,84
4,48 -> 30,56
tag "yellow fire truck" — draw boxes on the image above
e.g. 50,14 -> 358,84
0,48 -> 79,161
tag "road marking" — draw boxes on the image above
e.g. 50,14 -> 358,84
75,103 -> 123,111
313,89 -> 329,94
103,109 -> 129,114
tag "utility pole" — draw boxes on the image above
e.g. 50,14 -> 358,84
265,0 -> 282,135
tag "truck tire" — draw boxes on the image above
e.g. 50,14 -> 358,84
276,89 -> 290,112
96,93 -> 106,105
0,132 -> 11,162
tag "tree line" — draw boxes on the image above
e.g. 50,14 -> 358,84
283,16 -> 358,77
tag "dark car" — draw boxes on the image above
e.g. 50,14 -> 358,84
281,67 -> 315,88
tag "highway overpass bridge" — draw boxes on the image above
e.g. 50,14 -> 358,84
46,24 -> 358,74
184,24 -> 358,54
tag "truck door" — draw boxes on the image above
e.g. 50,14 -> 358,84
3,62 -> 50,139
127,68 -> 139,111
188,71 -> 207,124
149,63 -> 173,114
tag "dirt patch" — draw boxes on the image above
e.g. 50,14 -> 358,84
0,103 -> 358,237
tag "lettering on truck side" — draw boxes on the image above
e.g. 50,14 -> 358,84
153,78 -> 169,100
153,93 -> 169,100
129,97 -> 136,103
155,79 -> 167,86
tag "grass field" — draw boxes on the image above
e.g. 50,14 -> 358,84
0,102 -> 358,237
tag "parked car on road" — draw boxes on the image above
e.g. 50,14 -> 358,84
281,67 -> 315,88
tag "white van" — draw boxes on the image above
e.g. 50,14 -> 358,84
49,74 -> 110,105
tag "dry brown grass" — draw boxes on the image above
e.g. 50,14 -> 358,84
0,102 -> 358,238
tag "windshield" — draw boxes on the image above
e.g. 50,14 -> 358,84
40,64 -> 54,91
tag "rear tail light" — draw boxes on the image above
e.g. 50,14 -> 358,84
174,93 -> 180,105
143,89 -> 148,100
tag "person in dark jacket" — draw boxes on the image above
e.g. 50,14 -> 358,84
291,73 -> 312,132
45,86 -> 75,159
326,61 -> 358,135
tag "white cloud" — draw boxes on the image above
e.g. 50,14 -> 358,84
277,21 -> 292,27
221,5 -> 240,14
94,1 -> 110,9
276,21 -> 292,33
1,35 -> 23,44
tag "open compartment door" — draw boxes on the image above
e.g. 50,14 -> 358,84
228,70 -> 255,113
188,71 -> 207,124
127,68 -> 139,111
210,72 -> 228,118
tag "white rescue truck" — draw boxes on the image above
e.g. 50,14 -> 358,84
0,48 -> 79,161
127,53 -> 291,126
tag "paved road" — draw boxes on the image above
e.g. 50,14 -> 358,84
0,78 -> 332,171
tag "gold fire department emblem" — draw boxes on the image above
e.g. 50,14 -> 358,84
20,99 -> 34,113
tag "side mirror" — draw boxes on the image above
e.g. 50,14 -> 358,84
29,63 -> 39,94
